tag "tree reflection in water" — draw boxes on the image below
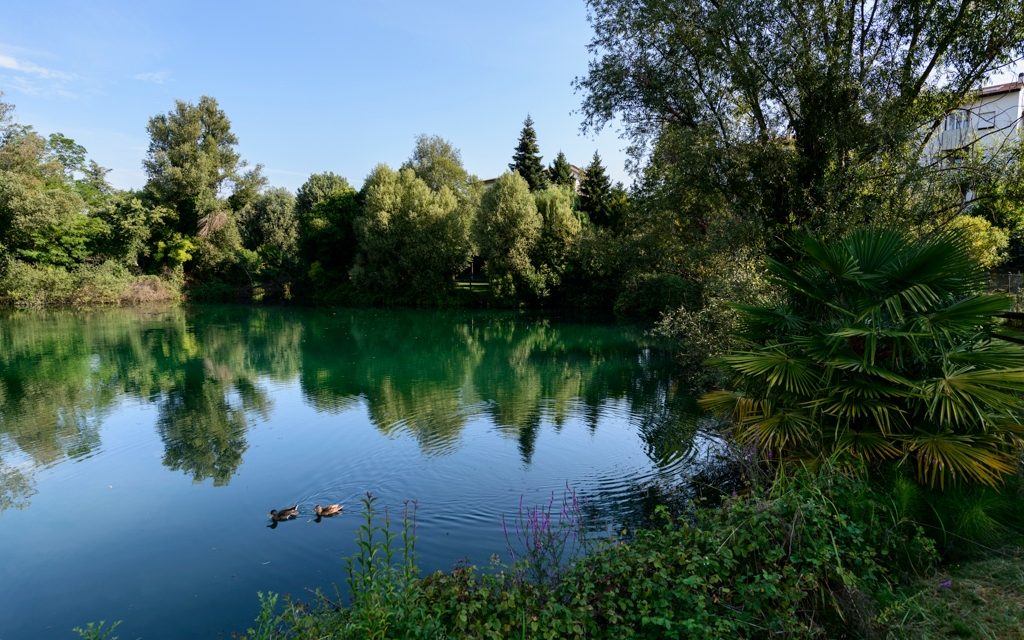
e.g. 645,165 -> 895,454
0,306 -> 701,510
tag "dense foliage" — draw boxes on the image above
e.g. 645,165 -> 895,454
701,228 -> 1024,488
244,471 -> 938,639
0,94 -> 179,306
566,0 -> 1024,364
352,165 -> 473,305
0,90 -> 647,310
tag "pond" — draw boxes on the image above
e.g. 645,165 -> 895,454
0,306 -> 718,639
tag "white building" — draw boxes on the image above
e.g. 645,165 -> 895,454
924,73 -> 1024,160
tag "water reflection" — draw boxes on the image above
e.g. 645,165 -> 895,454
0,306 -> 698,508
0,462 -> 35,510
298,311 -> 693,465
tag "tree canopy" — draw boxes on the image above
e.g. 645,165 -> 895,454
475,172 -> 544,300
577,0 -> 1024,234
403,134 -> 473,194
353,165 -> 472,303
143,96 -> 245,235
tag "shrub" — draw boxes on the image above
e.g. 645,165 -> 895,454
701,228 -> 1024,488
0,260 -> 75,306
0,259 -> 179,307
71,261 -> 134,305
614,272 -> 700,321
653,248 -> 777,386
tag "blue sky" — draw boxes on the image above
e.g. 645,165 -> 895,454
0,1 -> 629,192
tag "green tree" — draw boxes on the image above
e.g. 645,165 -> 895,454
0,98 -> 111,276
353,165 -> 472,303
227,165 -> 268,213
578,152 -> 613,227
0,124 -> 49,178
44,133 -> 87,181
296,172 -> 360,287
576,0 -> 1024,238
548,151 -> 576,190
89,192 -> 168,269
509,115 -> 548,192
701,228 -> 1024,488
532,185 -> 582,290
296,172 -> 351,215
0,160 -> 94,267
74,160 -> 113,206
402,134 -> 472,194
474,172 -> 544,300
238,187 -> 298,270
143,96 -> 244,236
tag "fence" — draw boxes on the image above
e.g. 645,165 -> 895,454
990,273 -> 1024,293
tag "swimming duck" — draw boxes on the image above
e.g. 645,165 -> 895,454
269,505 -> 299,521
314,504 -> 343,518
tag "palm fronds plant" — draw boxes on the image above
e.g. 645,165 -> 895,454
701,227 -> 1024,488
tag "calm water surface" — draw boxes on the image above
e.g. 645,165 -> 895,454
0,306 -> 716,639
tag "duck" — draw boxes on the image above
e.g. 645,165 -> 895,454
314,504 -> 343,518
269,505 -> 299,521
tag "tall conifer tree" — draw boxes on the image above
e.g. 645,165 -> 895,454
549,151 -> 575,189
579,151 -> 613,226
509,115 -> 548,191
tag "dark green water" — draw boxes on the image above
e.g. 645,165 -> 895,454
0,306 -> 716,639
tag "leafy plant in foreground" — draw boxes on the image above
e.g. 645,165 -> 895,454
73,620 -> 121,640
701,227 -> 1024,488
502,485 -> 590,588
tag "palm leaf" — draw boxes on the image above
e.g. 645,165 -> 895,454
734,304 -> 805,337
824,355 -> 916,387
842,228 -> 908,276
834,429 -> 903,460
907,432 -> 1017,488
947,341 -> 1024,368
735,409 -> 817,452
922,368 -> 1024,427
926,295 -> 1012,334
808,395 -> 907,435
801,233 -> 863,281
720,350 -> 819,396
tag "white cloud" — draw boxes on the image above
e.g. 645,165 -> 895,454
133,70 -> 170,84
2,74 -> 77,99
0,53 -> 71,80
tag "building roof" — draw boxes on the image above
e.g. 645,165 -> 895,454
978,80 -> 1024,97
480,163 -> 586,187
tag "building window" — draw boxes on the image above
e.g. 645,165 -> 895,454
977,110 -> 996,130
945,111 -> 968,131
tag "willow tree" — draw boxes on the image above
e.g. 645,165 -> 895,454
353,165 -> 472,303
577,0 -> 1024,237
475,172 -> 545,300
403,134 -> 473,195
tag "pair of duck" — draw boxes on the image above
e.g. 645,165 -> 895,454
269,504 -> 343,522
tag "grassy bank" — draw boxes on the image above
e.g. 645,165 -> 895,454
891,547 -> 1024,639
